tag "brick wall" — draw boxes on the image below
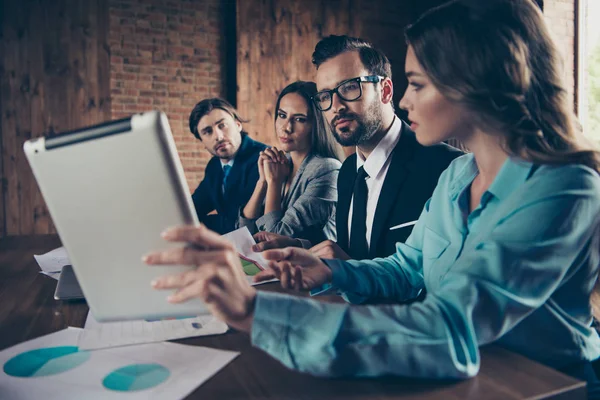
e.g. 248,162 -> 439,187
108,0 -> 231,192
544,0 -> 577,108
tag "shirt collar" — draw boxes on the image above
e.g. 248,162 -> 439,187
220,159 -> 234,168
487,157 -> 534,200
449,154 -> 534,201
356,115 -> 402,179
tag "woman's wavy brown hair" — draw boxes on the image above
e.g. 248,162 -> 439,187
405,0 -> 600,172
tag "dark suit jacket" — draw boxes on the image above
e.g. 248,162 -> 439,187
191,135 -> 267,234
337,121 -> 463,260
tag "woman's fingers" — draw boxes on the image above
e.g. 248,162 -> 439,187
161,225 -> 234,250
167,267 -> 224,303
263,148 -> 279,161
253,269 -> 276,282
259,152 -> 271,164
279,261 -> 292,289
151,268 -> 200,289
278,150 -> 287,164
144,248 -> 232,266
262,247 -> 318,265
293,265 -> 302,291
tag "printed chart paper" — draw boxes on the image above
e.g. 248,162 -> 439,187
0,328 -> 238,400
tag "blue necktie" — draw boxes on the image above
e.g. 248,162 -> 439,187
222,165 -> 232,194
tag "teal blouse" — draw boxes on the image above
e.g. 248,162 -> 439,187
251,154 -> 600,378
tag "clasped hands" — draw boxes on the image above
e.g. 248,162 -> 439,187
258,147 -> 290,185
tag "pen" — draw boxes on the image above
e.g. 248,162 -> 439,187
389,220 -> 418,230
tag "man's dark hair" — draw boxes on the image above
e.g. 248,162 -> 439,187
312,35 -> 392,80
188,98 -> 249,140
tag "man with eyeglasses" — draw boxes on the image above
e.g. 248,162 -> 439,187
254,35 -> 461,266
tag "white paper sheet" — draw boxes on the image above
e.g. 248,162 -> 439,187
78,312 -> 228,350
33,246 -> 71,280
0,328 -> 238,400
223,227 -> 277,285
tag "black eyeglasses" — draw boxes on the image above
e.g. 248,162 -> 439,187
312,75 -> 385,111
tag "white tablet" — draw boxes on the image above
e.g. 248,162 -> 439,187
24,111 -> 209,322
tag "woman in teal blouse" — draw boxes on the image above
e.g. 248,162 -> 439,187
144,0 -> 600,391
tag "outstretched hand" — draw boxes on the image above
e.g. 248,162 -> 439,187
253,247 -> 332,291
310,240 -> 351,260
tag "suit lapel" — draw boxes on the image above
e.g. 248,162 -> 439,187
368,126 -> 417,258
337,155 -> 357,251
282,154 -> 312,209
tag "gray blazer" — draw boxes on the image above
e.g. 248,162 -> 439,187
238,154 -> 341,245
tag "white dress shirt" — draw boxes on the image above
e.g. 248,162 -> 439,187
347,116 -> 402,249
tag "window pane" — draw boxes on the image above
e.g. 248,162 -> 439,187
582,0 -> 600,143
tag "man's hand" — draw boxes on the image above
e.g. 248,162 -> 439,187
252,231 -> 303,252
310,240 -> 351,260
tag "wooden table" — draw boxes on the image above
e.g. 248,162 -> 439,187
0,235 -> 587,399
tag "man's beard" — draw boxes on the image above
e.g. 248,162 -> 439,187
331,100 -> 383,147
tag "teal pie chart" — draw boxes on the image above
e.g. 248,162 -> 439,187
103,363 -> 170,391
3,346 -> 90,377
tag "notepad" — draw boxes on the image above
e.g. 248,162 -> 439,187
77,312 -> 228,350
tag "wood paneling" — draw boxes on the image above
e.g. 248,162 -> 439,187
0,0 -> 111,237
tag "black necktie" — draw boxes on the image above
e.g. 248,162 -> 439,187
349,166 -> 369,260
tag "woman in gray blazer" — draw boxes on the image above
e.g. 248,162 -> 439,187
239,81 -> 342,245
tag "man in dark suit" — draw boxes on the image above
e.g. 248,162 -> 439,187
330,124 -> 460,260
189,98 -> 267,234
254,36 -> 461,260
